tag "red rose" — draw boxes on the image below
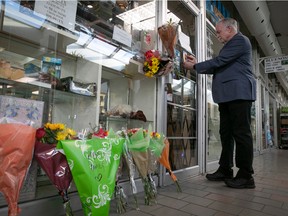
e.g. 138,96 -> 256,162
145,50 -> 154,59
36,128 -> 46,140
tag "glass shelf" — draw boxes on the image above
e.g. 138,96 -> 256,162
0,78 -> 96,101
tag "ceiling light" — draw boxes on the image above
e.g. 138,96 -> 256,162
87,5 -> 93,8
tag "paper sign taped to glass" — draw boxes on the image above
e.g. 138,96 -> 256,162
57,137 -> 125,216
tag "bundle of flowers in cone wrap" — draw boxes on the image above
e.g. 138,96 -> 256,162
114,157 -> 128,214
158,138 -> 182,192
147,131 -> 166,201
34,123 -> 76,216
158,19 -> 179,58
57,129 -> 124,216
123,127 -> 161,205
0,123 -> 36,216
116,128 -> 140,210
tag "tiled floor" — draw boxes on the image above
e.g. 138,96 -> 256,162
74,148 -> 288,216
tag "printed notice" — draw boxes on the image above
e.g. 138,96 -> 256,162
34,0 -> 77,31
265,55 -> 288,73
112,26 -> 132,48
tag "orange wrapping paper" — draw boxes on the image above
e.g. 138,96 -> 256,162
0,123 -> 36,216
158,23 -> 178,58
158,138 -> 181,192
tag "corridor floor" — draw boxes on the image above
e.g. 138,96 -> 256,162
76,148 -> 288,216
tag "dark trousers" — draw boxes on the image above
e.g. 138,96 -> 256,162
218,100 -> 254,177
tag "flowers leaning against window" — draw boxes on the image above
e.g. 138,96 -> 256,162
34,122 -> 76,215
143,50 -> 160,77
143,50 -> 174,78
36,122 -> 77,144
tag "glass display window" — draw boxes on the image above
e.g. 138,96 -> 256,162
0,0 -> 159,206
166,0 -> 198,174
206,27 -> 222,163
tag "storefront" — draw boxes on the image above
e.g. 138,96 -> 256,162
1,0 -> 288,215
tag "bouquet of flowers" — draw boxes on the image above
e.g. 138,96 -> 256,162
116,128 -> 139,211
143,50 -> 174,78
158,19 -> 179,59
57,129 -> 124,216
114,157 -> 128,214
158,138 -> 182,192
0,123 -> 36,216
87,123 -> 109,139
122,127 -> 163,205
34,122 -> 77,216
36,122 -> 76,144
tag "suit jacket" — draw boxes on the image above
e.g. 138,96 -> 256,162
195,32 -> 256,103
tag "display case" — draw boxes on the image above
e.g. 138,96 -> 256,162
0,57 -> 156,208
0,1 -> 158,211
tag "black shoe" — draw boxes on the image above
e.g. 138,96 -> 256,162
225,177 -> 255,189
206,169 -> 233,181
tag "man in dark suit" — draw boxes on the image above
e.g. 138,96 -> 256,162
184,18 -> 256,189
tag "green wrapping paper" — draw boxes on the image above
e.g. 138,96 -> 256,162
127,129 -> 150,151
149,135 -> 165,158
57,137 -> 124,216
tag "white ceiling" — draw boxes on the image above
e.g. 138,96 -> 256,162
233,0 -> 288,98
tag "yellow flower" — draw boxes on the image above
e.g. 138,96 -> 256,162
151,57 -> 159,64
45,123 -> 65,130
66,128 -> 76,136
39,122 -> 76,144
56,131 -> 67,141
151,66 -> 159,73
150,132 -> 161,139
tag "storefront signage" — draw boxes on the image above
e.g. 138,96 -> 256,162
112,26 -> 132,48
34,0 -> 77,31
265,55 -> 288,73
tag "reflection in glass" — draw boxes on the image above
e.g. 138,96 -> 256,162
166,1 -> 198,172
206,28 -> 222,163
172,78 -> 196,108
168,139 -> 198,170
167,105 -> 196,138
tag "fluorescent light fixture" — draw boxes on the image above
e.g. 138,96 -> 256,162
66,44 -> 125,71
76,31 -> 92,46
117,1 -> 155,25
66,44 -> 105,60
117,1 -> 181,30
113,49 -> 134,64
87,38 -> 117,56
94,58 -> 125,71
